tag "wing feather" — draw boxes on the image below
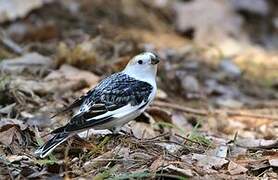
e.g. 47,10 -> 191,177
51,89 -> 95,118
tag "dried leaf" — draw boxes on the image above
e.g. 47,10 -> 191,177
130,122 -> 157,139
26,115 -> 51,128
146,107 -> 172,123
83,150 -> 114,172
156,143 -> 182,154
228,161 -> 248,175
0,0 -> 51,23
269,159 -> 278,167
11,76 -> 86,95
228,145 -> 247,158
7,155 -> 29,163
149,156 -> 164,172
236,138 -> 278,149
45,64 -> 99,86
248,160 -> 269,171
0,52 -> 54,75
0,127 -> 18,145
171,111 -> 192,134
192,153 -> 228,173
165,164 -> 194,177
129,152 -> 152,160
174,0 -> 243,44
0,119 -> 27,146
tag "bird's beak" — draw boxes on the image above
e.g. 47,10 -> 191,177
151,57 -> 160,65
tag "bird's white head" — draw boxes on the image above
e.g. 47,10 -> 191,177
122,52 -> 159,85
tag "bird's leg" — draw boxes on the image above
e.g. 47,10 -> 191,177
110,126 -> 134,137
86,129 -> 90,140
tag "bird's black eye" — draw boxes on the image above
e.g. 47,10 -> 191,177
138,60 -> 143,64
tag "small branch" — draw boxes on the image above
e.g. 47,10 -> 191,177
89,158 -> 145,162
223,110 -> 278,121
174,133 -> 206,147
153,101 -> 278,121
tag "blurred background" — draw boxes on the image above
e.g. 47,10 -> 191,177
0,0 -> 278,178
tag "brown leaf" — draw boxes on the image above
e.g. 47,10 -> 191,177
0,119 -> 27,146
149,156 -> 164,172
236,138 -> 278,149
192,154 -> 228,173
0,52 -> 54,75
0,118 -> 27,131
228,145 -> 247,158
248,160 -> 269,171
0,0 -> 52,23
146,107 -> 172,123
26,115 -> 51,128
0,127 -> 18,146
156,143 -> 182,154
228,161 -> 248,175
7,155 -> 29,163
45,64 -> 99,86
174,0 -> 243,44
171,111 -> 192,134
130,122 -> 157,139
83,150 -> 114,172
11,76 -> 86,96
165,164 -> 194,177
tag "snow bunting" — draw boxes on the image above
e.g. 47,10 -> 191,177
35,52 -> 160,158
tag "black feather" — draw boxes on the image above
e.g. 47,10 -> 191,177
36,132 -> 69,158
51,89 -> 95,118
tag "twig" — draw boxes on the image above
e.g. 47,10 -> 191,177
153,101 -> 278,121
174,133 -> 208,147
223,110 -> 278,121
137,132 -> 170,142
89,158 -> 145,162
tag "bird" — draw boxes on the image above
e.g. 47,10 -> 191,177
35,52 -> 160,158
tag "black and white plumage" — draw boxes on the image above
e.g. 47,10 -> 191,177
35,52 -> 160,158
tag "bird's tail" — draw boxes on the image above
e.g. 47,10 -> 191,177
35,132 -> 70,158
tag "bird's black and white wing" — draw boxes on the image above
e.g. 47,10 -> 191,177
51,89 -> 94,118
51,72 -> 154,134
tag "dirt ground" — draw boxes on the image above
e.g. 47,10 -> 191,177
0,0 -> 278,179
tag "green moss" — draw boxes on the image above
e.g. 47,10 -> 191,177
188,123 -> 213,147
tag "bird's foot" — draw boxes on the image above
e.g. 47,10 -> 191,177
110,127 -> 134,137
